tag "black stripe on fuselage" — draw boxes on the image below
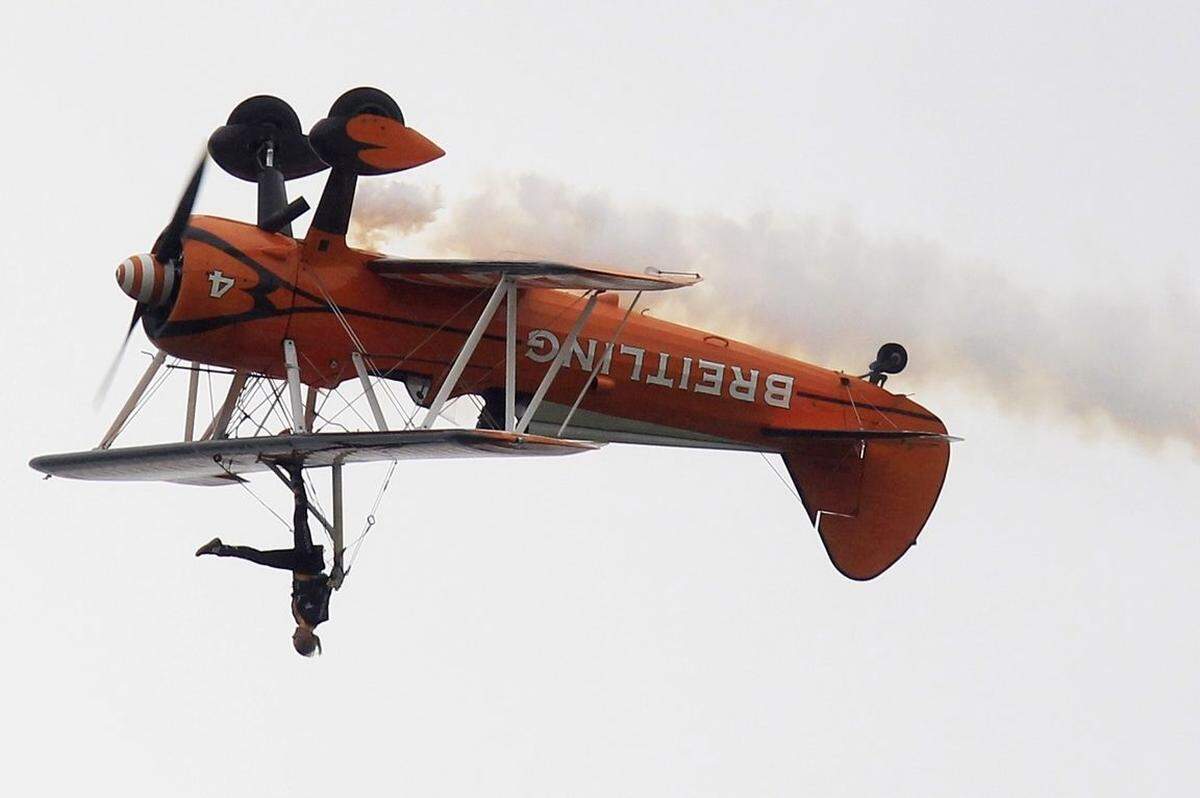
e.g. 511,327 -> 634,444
156,227 -> 507,343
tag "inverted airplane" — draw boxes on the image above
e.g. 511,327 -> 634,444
30,87 -> 955,584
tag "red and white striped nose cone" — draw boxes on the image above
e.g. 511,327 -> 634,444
115,254 -> 175,306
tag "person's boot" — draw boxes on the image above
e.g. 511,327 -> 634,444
195,537 -> 223,557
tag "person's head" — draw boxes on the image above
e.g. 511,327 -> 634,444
293,625 -> 321,657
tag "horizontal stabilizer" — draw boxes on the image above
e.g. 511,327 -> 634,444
765,427 -> 961,442
781,433 -> 951,580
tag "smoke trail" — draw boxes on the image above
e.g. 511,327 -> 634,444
348,181 -> 443,251
359,174 -> 1200,449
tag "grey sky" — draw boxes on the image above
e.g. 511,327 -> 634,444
3,2 -> 1197,795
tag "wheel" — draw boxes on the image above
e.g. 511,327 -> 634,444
873,342 -> 908,374
208,96 -> 327,182
328,87 -> 404,123
226,95 -> 303,134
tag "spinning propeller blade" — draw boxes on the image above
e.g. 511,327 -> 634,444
99,155 -> 205,407
153,153 -> 206,264
93,306 -> 144,408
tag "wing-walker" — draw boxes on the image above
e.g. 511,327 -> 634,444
30,88 -> 957,655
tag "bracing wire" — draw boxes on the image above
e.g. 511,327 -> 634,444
216,462 -> 293,532
301,264 -> 414,425
759,452 -> 802,503
114,355 -> 176,439
449,288 -> 594,430
206,367 -> 215,420
227,376 -> 268,437
343,459 -> 398,574
315,283 -> 494,430
294,265 -> 431,575
857,393 -> 905,432
246,379 -> 287,438
844,380 -> 865,430
312,381 -> 374,432
456,288 -> 589,400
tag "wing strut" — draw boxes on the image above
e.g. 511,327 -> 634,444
516,291 -> 601,434
98,349 -> 167,450
420,279 -> 511,429
505,280 -> 518,431
200,370 -> 249,441
557,291 -> 642,437
351,351 -> 388,431
184,362 -> 200,441
283,339 -> 307,434
304,385 -> 319,432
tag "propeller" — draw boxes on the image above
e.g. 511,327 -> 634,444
93,306 -> 145,408
94,154 -> 206,407
154,153 -> 206,264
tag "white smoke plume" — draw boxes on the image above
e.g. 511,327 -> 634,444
358,173 -> 1200,450
348,181 -> 443,251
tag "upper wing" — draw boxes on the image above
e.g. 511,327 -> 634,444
368,258 -> 700,292
29,429 -> 599,486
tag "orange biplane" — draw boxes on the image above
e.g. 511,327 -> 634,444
31,87 -> 955,593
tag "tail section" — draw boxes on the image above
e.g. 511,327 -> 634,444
781,432 -> 951,580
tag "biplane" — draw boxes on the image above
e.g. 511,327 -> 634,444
29,87 -> 955,583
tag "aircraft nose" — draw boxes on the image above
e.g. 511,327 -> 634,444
116,253 -> 175,306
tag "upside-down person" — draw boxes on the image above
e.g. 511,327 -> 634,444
195,460 -> 332,657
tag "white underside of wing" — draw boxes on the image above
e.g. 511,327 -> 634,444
524,400 -> 767,452
369,258 -> 700,292
29,429 -> 600,485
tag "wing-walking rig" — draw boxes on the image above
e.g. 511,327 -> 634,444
31,88 -> 957,582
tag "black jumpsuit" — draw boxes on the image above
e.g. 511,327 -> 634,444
208,462 -> 333,626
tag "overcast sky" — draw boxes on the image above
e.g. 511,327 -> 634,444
3,2 -> 1197,795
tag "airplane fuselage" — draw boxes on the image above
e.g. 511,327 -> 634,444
144,215 -> 946,451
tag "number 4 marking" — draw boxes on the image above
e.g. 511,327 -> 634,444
208,270 -> 235,298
